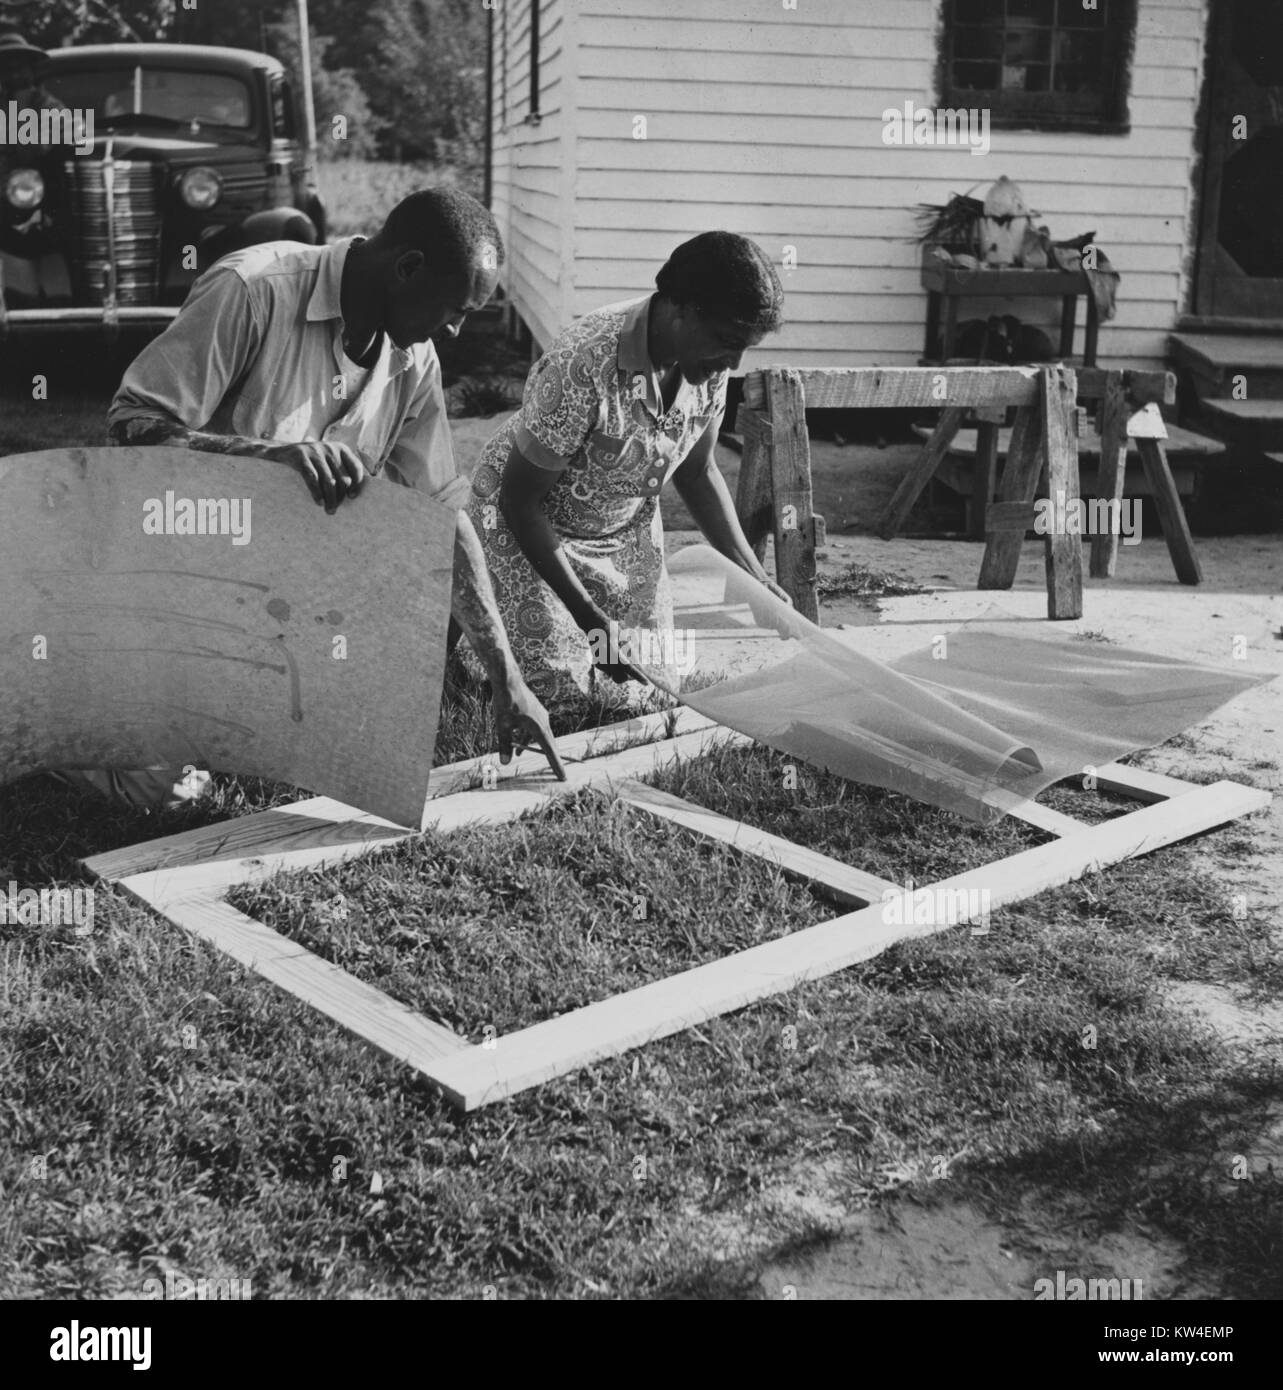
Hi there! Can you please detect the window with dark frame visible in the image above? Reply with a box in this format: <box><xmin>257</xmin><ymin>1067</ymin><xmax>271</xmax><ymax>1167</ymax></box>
<box><xmin>941</xmin><ymin>0</ymin><xmax>1136</xmax><ymax>133</ymax></box>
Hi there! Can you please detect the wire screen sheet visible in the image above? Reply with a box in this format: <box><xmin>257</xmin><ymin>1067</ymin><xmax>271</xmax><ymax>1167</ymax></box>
<box><xmin>646</xmin><ymin>547</ymin><xmax>1267</xmax><ymax>823</ymax></box>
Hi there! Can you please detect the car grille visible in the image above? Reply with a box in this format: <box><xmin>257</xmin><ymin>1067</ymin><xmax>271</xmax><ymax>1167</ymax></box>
<box><xmin>218</xmin><ymin>167</ymin><xmax>268</xmax><ymax>203</ymax></box>
<box><xmin>63</xmin><ymin>159</ymin><xmax>162</xmax><ymax>305</ymax></box>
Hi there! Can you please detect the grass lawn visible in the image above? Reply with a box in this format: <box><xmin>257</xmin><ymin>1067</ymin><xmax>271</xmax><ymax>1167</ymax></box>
<box><xmin>2</xmin><ymin>655</ymin><xmax>1278</xmax><ymax>1300</ymax></box>
<box><xmin>2</xmin><ymin>183</ymin><xmax>1279</xmax><ymax>1294</ymax></box>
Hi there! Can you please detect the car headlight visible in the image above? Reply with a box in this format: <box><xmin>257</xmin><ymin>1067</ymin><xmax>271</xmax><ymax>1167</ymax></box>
<box><xmin>179</xmin><ymin>166</ymin><xmax>222</xmax><ymax>210</ymax></box>
<box><xmin>5</xmin><ymin>169</ymin><xmax>45</xmax><ymax>211</ymax></box>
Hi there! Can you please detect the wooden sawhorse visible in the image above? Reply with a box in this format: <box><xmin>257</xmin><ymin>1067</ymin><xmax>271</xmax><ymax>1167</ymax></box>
<box><xmin>735</xmin><ymin>365</ymin><xmax>1202</xmax><ymax>624</ymax></box>
<box><xmin>737</xmin><ymin>364</ymin><xmax>1084</xmax><ymax>621</ymax></box>
<box><xmin>877</xmin><ymin>366</ymin><xmax>1201</xmax><ymax>585</ymax></box>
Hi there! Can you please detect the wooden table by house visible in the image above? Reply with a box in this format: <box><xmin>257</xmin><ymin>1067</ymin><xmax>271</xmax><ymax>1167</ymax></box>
<box><xmin>922</xmin><ymin>259</ymin><xmax>1100</xmax><ymax>366</ymax></box>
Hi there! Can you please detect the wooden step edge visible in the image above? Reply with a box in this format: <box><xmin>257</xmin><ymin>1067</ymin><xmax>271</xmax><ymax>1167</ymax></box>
<box><xmin>1176</xmin><ymin>315</ymin><xmax>1283</xmax><ymax>334</ymax></box>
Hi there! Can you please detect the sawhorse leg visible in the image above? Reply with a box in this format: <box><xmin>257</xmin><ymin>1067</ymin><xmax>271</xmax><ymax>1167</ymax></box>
<box><xmin>969</xmin><ymin>412</ymin><xmax>1003</xmax><ymax>540</ymax></box>
<box><xmin>879</xmin><ymin>406</ymin><xmax>967</xmax><ymax>538</ymax></box>
<box><xmin>978</xmin><ymin>401</ymin><xmax>1044</xmax><ymax>589</ymax></box>
<box><xmin>1137</xmin><ymin>435</ymin><xmax>1203</xmax><ymax>585</ymax></box>
<box><xmin>735</xmin><ymin>405</ymin><xmax>774</xmax><ymax>566</ymax></box>
<box><xmin>1042</xmin><ymin>366</ymin><xmax>1084</xmax><ymax>619</ymax></box>
<box><xmin>979</xmin><ymin>366</ymin><xmax>1083</xmax><ymax>619</ymax></box>
<box><xmin>1089</xmin><ymin>372</ymin><xmax>1128</xmax><ymax>578</ymax></box>
<box><xmin>765</xmin><ymin>368</ymin><xmax>819</xmax><ymax>621</ymax></box>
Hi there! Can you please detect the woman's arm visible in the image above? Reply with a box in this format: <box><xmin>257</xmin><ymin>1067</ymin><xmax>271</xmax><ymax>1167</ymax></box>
<box><xmin>498</xmin><ymin>445</ymin><xmax>598</xmax><ymax>629</ymax></box>
<box><xmin>498</xmin><ymin>444</ymin><xmax>646</xmax><ymax>683</ymax></box>
<box><xmin>672</xmin><ymin>414</ymin><xmax>793</xmax><ymax>603</ymax></box>
<box><xmin>451</xmin><ymin>510</ymin><xmax>565</xmax><ymax>778</ymax></box>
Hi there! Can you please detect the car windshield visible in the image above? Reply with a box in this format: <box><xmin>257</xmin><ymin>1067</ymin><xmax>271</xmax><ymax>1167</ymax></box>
<box><xmin>45</xmin><ymin>66</ymin><xmax>253</xmax><ymax>131</ymax></box>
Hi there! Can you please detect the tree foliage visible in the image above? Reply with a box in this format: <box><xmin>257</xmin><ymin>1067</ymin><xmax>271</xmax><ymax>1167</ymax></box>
<box><xmin>266</xmin><ymin>9</ymin><xmax>382</xmax><ymax>162</ymax></box>
<box><xmin>365</xmin><ymin>0</ymin><xmax>486</xmax><ymax>168</ymax></box>
<box><xmin>4</xmin><ymin>0</ymin><xmax>181</xmax><ymax>45</ymax></box>
<box><xmin>8</xmin><ymin>0</ymin><xmax>486</xmax><ymax>170</ymax></box>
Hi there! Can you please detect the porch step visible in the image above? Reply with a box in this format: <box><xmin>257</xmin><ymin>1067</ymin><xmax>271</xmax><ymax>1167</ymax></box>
<box><xmin>1169</xmin><ymin>332</ymin><xmax>1283</xmax><ymax>400</ymax></box>
<box><xmin>1198</xmin><ymin>397</ymin><xmax>1283</xmax><ymax>449</ymax></box>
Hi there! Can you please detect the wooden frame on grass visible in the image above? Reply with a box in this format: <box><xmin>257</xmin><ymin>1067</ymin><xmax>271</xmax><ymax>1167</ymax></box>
<box><xmin>84</xmin><ymin>711</ymin><xmax>1270</xmax><ymax>1112</ymax></box>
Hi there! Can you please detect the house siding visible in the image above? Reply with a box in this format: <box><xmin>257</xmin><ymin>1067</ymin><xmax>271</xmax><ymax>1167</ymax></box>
<box><xmin>491</xmin><ymin>0</ymin><xmax>573</xmax><ymax>352</ymax></box>
<box><xmin>496</xmin><ymin>0</ymin><xmax>1209</xmax><ymax>370</ymax></box>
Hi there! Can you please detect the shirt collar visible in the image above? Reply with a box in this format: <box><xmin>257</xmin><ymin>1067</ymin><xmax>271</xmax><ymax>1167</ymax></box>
<box><xmin>616</xmin><ymin>294</ymin><xmax>669</xmax><ymax>418</ymax></box>
<box><xmin>308</xmin><ymin>236</ymin><xmax>416</xmax><ymax>376</ymax></box>
<box><xmin>617</xmin><ymin>294</ymin><xmax>654</xmax><ymax>375</ymax></box>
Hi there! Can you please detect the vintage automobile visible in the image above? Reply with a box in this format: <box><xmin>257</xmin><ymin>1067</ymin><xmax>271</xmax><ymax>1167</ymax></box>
<box><xmin>0</xmin><ymin>43</ymin><xmax>325</xmax><ymax>337</ymax></box>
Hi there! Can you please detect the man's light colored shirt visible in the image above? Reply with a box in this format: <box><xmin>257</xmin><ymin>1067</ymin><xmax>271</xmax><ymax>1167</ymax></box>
<box><xmin>108</xmin><ymin>236</ymin><xmax>469</xmax><ymax>508</ymax></box>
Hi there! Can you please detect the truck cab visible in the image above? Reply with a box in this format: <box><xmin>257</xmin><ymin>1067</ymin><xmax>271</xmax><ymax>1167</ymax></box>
<box><xmin>1</xmin><ymin>43</ymin><xmax>324</xmax><ymax>338</ymax></box>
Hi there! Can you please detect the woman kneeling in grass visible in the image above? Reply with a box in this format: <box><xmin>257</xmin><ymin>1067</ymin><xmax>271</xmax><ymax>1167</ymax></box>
<box><xmin>464</xmin><ymin>231</ymin><xmax>790</xmax><ymax>716</ymax></box>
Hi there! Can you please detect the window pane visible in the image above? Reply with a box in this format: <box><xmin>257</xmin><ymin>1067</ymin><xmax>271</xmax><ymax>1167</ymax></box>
<box><xmin>955</xmin><ymin>27</ymin><xmax>1005</xmax><ymax>60</ymax></box>
<box><xmin>1008</xmin><ymin>0</ymin><xmax>1056</xmax><ymax>22</ymax></box>
<box><xmin>944</xmin><ymin>0</ymin><xmax>1128</xmax><ymax>126</ymax></box>
<box><xmin>954</xmin><ymin>0</ymin><xmax>1005</xmax><ymax>25</ymax></box>
<box><xmin>271</xmin><ymin>76</ymin><xmax>285</xmax><ymax>136</ymax></box>
<box><xmin>1053</xmin><ymin>64</ymin><xmax>1094</xmax><ymax>92</ymax></box>
<box><xmin>1003</xmin><ymin>62</ymin><xmax>1051</xmax><ymax>91</ymax></box>
<box><xmin>954</xmin><ymin>60</ymin><xmax>1003</xmax><ymax>89</ymax></box>
<box><xmin>1006</xmin><ymin>28</ymin><xmax>1052</xmax><ymax>62</ymax></box>
<box><xmin>47</xmin><ymin>66</ymin><xmax>252</xmax><ymax>128</ymax></box>
<box><xmin>1058</xmin><ymin>0</ymin><xmax>1108</xmax><ymax>27</ymax></box>
<box><xmin>1055</xmin><ymin>31</ymin><xmax>1104</xmax><ymax>65</ymax></box>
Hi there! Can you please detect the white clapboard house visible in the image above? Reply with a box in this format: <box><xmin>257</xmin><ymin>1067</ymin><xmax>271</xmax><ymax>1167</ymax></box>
<box><xmin>485</xmin><ymin>0</ymin><xmax>1282</xmax><ymax>449</ymax></box>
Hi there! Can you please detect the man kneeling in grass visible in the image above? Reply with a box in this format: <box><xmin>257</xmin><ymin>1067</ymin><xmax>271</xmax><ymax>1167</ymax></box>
<box><xmin>65</xmin><ymin>188</ymin><xmax>564</xmax><ymax>809</ymax></box>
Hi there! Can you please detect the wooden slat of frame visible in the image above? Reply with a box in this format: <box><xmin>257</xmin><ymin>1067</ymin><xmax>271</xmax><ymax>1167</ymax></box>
<box><xmin>1006</xmin><ymin>800</ymin><xmax>1087</xmax><ymax>837</ymax></box>
<box><xmin>87</xmin><ymin>708</ymin><xmax>722</xmax><ymax>885</ymax></box>
<box><xmin>674</xmin><ymin>627</ymin><xmax>782</xmax><ymax>641</ymax></box>
<box><xmin>428</xmin><ymin>780</ymin><xmax>1271</xmax><ymax>1109</ymax></box>
<box><xmin>112</xmin><ymin>792</ymin><xmax>552</xmax><ymax>906</ymax></box>
<box><xmin>92</xmin><ymin>725</ymin><xmax>751</xmax><ymax>904</ymax></box>
<box><xmin>426</xmin><ymin>705</ymin><xmax>719</xmax><ymax>797</ymax></box>
<box><xmin>743</xmin><ymin>366</ymin><xmax>1042</xmax><ymax>411</ymax></box>
<box><xmin>144</xmin><ymin>891</ymin><xmax>470</xmax><ymax>1105</ymax></box>
<box><xmin>86</xmin><ymin>796</ymin><xmax>411</xmax><ymax>885</ymax></box>
<box><xmin>1090</xmin><ymin>761</ymin><xmax>1201</xmax><ymax>803</ymax></box>
<box><xmin>611</xmin><ymin>778</ymin><xmax>898</xmax><ymax>907</ymax></box>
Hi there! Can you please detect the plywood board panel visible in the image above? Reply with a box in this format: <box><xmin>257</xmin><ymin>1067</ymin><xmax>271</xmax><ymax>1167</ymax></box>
<box><xmin>0</xmin><ymin>447</ymin><xmax>456</xmax><ymax>828</ymax></box>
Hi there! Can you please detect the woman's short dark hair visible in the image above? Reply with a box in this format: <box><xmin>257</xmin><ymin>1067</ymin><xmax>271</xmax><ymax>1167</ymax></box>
<box><xmin>655</xmin><ymin>231</ymin><xmax>784</xmax><ymax>339</ymax></box>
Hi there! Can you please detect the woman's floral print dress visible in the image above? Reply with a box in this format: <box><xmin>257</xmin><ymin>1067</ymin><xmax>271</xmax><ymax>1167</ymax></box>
<box><xmin>465</xmin><ymin>295</ymin><xmax>727</xmax><ymax>712</ymax></box>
